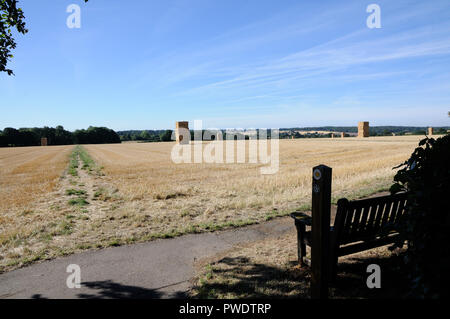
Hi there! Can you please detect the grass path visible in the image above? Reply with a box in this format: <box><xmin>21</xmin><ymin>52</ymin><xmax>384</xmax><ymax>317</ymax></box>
<box><xmin>0</xmin><ymin>146</ymin><xmax>120</xmax><ymax>273</ymax></box>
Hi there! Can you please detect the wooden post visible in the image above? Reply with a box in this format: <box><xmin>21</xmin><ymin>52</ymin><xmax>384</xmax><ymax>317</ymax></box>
<box><xmin>311</xmin><ymin>165</ymin><xmax>332</xmax><ymax>299</ymax></box>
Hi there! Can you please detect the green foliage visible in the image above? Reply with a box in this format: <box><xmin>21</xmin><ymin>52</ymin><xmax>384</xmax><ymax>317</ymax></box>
<box><xmin>66</xmin><ymin>189</ymin><xmax>86</xmax><ymax>196</ymax></box>
<box><xmin>1</xmin><ymin>0</ymin><xmax>88</xmax><ymax>75</ymax></box>
<box><xmin>120</xmin><ymin>129</ymin><xmax>172</xmax><ymax>143</ymax></box>
<box><xmin>68</xmin><ymin>148</ymin><xmax>79</xmax><ymax>176</ymax></box>
<box><xmin>69</xmin><ymin>145</ymin><xmax>102</xmax><ymax>176</ymax></box>
<box><xmin>0</xmin><ymin>125</ymin><xmax>121</xmax><ymax>147</ymax></box>
<box><xmin>279</xmin><ymin>126</ymin><xmax>450</xmax><ymax>138</ymax></box>
<box><xmin>140</xmin><ymin>130</ymin><xmax>151</xmax><ymax>140</ymax></box>
<box><xmin>0</xmin><ymin>0</ymin><xmax>28</xmax><ymax>75</ymax></box>
<box><xmin>160</xmin><ymin>129</ymin><xmax>173</xmax><ymax>142</ymax></box>
<box><xmin>73</xmin><ymin>126</ymin><xmax>121</xmax><ymax>144</ymax></box>
<box><xmin>68</xmin><ymin>197</ymin><xmax>89</xmax><ymax>207</ymax></box>
<box><xmin>78</xmin><ymin>146</ymin><xmax>94</xmax><ymax>168</ymax></box>
<box><xmin>390</xmin><ymin>134</ymin><xmax>450</xmax><ymax>298</ymax></box>
<box><xmin>118</xmin><ymin>130</ymin><xmax>164</xmax><ymax>142</ymax></box>
<box><xmin>117</xmin><ymin>126</ymin><xmax>450</xmax><ymax>141</ymax></box>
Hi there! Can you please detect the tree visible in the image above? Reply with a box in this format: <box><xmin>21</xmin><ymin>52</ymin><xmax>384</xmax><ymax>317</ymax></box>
<box><xmin>160</xmin><ymin>130</ymin><xmax>173</xmax><ymax>142</ymax></box>
<box><xmin>73</xmin><ymin>126</ymin><xmax>121</xmax><ymax>144</ymax></box>
<box><xmin>0</xmin><ymin>125</ymin><xmax>121</xmax><ymax>147</ymax></box>
<box><xmin>390</xmin><ymin>134</ymin><xmax>450</xmax><ymax>298</ymax></box>
<box><xmin>0</xmin><ymin>0</ymin><xmax>27</xmax><ymax>75</ymax></box>
<box><xmin>0</xmin><ymin>0</ymin><xmax>87</xmax><ymax>75</ymax></box>
<box><xmin>2</xmin><ymin>127</ymin><xmax>20</xmax><ymax>145</ymax></box>
<box><xmin>54</xmin><ymin>125</ymin><xmax>73</xmax><ymax>145</ymax></box>
<box><xmin>140</xmin><ymin>130</ymin><xmax>151</xmax><ymax>140</ymax></box>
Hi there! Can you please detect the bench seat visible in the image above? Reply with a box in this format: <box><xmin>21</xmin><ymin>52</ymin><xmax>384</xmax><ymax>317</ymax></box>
<box><xmin>290</xmin><ymin>192</ymin><xmax>408</xmax><ymax>279</ymax></box>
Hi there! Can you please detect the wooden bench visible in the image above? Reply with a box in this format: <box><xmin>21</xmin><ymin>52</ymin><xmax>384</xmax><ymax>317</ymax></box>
<box><xmin>290</xmin><ymin>192</ymin><xmax>409</xmax><ymax>280</ymax></box>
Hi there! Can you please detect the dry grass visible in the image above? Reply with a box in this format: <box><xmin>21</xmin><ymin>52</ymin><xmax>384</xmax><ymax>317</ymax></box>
<box><xmin>0</xmin><ymin>145</ymin><xmax>73</xmax><ymax>211</ymax></box>
<box><xmin>0</xmin><ymin>136</ymin><xmax>424</xmax><ymax>272</ymax></box>
<box><xmin>190</xmin><ymin>230</ymin><xmax>408</xmax><ymax>298</ymax></box>
<box><xmin>83</xmin><ymin>136</ymin><xmax>422</xmax><ymax>238</ymax></box>
<box><xmin>0</xmin><ymin>146</ymin><xmax>74</xmax><ymax>269</ymax></box>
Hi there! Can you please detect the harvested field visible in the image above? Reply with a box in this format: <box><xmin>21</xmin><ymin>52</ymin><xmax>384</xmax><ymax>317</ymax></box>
<box><xmin>82</xmin><ymin>136</ymin><xmax>422</xmax><ymax>243</ymax></box>
<box><xmin>0</xmin><ymin>145</ymin><xmax>73</xmax><ymax>270</ymax></box>
<box><xmin>0</xmin><ymin>145</ymin><xmax>73</xmax><ymax>212</ymax></box>
<box><xmin>0</xmin><ymin>136</ymin><xmax>424</xmax><ymax>272</ymax></box>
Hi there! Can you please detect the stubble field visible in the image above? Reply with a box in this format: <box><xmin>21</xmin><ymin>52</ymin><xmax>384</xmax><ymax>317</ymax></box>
<box><xmin>0</xmin><ymin>136</ymin><xmax>423</xmax><ymax>272</ymax></box>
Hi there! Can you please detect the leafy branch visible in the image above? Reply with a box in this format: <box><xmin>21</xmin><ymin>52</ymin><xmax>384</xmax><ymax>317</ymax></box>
<box><xmin>0</xmin><ymin>0</ymin><xmax>88</xmax><ymax>76</ymax></box>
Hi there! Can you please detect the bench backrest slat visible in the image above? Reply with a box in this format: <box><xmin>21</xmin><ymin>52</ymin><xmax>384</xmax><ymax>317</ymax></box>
<box><xmin>364</xmin><ymin>203</ymin><xmax>379</xmax><ymax>235</ymax></box>
<box><xmin>335</xmin><ymin>193</ymin><xmax>408</xmax><ymax>243</ymax></box>
<box><xmin>380</xmin><ymin>200</ymin><xmax>393</xmax><ymax>229</ymax></box>
<box><xmin>372</xmin><ymin>201</ymin><xmax>386</xmax><ymax>234</ymax></box>
<box><xmin>358</xmin><ymin>205</ymin><xmax>371</xmax><ymax>234</ymax></box>
<box><xmin>395</xmin><ymin>198</ymin><xmax>408</xmax><ymax>224</ymax></box>
<box><xmin>349</xmin><ymin>206</ymin><xmax>363</xmax><ymax>238</ymax></box>
<box><xmin>389</xmin><ymin>199</ymin><xmax>401</xmax><ymax>225</ymax></box>
<box><xmin>339</xmin><ymin>203</ymin><xmax>354</xmax><ymax>242</ymax></box>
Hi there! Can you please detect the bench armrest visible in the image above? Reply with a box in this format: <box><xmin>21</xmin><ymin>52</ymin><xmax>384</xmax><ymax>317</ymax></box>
<box><xmin>290</xmin><ymin>212</ymin><xmax>312</xmax><ymax>226</ymax></box>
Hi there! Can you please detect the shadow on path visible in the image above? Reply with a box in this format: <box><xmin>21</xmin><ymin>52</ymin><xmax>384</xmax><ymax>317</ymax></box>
<box><xmin>30</xmin><ymin>280</ymin><xmax>187</xmax><ymax>299</ymax></box>
<box><xmin>76</xmin><ymin>280</ymin><xmax>188</xmax><ymax>299</ymax></box>
<box><xmin>192</xmin><ymin>252</ymin><xmax>408</xmax><ymax>298</ymax></box>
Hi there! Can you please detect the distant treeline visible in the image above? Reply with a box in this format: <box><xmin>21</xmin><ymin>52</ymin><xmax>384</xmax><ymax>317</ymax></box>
<box><xmin>118</xmin><ymin>129</ymin><xmax>281</xmax><ymax>142</ymax></box>
<box><xmin>4</xmin><ymin>125</ymin><xmax>447</xmax><ymax>147</ymax></box>
<box><xmin>118</xmin><ymin>126</ymin><xmax>450</xmax><ymax>142</ymax></box>
<box><xmin>118</xmin><ymin>130</ymin><xmax>173</xmax><ymax>142</ymax></box>
<box><xmin>0</xmin><ymin>126</ymin><xmax>121</xmax><ymax>147</ymax></box>
<box><xmin>282</xmin><ymin>126</ymin><xmax>450</xmax><ymax>137</ymax></box>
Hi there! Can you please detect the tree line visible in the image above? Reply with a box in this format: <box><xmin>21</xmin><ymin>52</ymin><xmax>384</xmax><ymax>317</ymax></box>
<box><xmin>118</xmin><ymin>126</ymin><xmax>450</xmax><ymax>142</ymax></box>
<box><xmin>0</xmin><ymin>126</ymin><xmax>121</xmax><ymax>147</ymax></box>
<box><xmin>118</xmin><ymin>129</ymin><xmax>281</xmax><ymax>142</ymax></box>
<box><xmin>118</xmin><ymin>130</ymin><xmax>173</xmax><ymax>142</ymax></box>
<box><xmin>282</xmin><ymin>126</ymin><xmax>450</xmax><ymax>136</ymax></box>
<box><xmin>5</xmin><ymin>125</ymin><xmax>447</xmax><ymax>147</ymax></box>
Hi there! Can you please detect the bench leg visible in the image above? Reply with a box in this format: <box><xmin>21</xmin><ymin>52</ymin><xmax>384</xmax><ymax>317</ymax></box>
<box><xmin>296</xmin><ymin>222</ymin><xmax>307</xmax><ymax>267</ymax></box>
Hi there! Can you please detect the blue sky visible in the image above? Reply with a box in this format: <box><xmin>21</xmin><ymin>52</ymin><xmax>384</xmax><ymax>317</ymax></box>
<box><xmin>1</xmin><ymin>0</ymin><xmax>450</xmax><ymax>131</ymax></box>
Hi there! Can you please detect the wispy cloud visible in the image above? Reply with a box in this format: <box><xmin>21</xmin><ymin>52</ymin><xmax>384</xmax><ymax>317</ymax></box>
<box><xmin>3</xmin><ymin>0</ymin><xmax>450</xmax><ymax>129</ymax></box>
<box><xmin>177</xmin><ymin>24</ymin><xmax>450</xmax><ymax>96</ymax></box>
